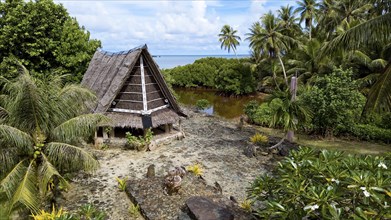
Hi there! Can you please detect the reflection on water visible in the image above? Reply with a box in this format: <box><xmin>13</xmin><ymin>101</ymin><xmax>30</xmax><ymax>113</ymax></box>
<box><xmin>174</xmin><ymin>88</ymin><xmax>266</xmax><ymax>119</ymax></box>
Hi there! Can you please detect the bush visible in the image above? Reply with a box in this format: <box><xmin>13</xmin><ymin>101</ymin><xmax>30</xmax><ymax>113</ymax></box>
<box><xmin>195</xmin><ymin>99</ymin><xmax>211</xmax><ymax>110</ymax></box>
<box><xmin>125</xmin><ymin>128</ymin><xmax>153</xmax><ymax>151</ymax></box>
<box><xmin>214</xmin><ymin>62</ymin><xmax>257</xmax><ymax>95</ymax></box>
<box><xmin>248</xmin><ymin>147</ymin><xmax>391</xmax><ymax>219</ymax></box>
<box><xmin>348</xmin><ymin>124</ymin><xmax>391</xmax><ymax>143</ymax></box>
<box><xmin>244</xmin><ymin>99</ymin><xmax>283</xmax><ymax>127</ymax></box>
<box><xmin>301</xmin><ymin>68</ymin><xmax>366</xmax><ymax>136</ymax></box>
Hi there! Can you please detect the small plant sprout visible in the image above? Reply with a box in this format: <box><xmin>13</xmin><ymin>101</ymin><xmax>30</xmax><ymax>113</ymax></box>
<box><xmin>186</xmin><ymin>163</ymin><xmax>203</xmax><ymax>176</ymax></box>
<box><xmin>250</xmin><ymin>133</ymin><xmax>268</xmax><ymax>146</ymax></box>
<box><xmin>115</xmin><ymin>177</ymin><xmax>128</xmax><ymax>191</ymax></box>
<box><xmin>304</xmin><ymin>204</ymin><xmax>319</xmax><ymax>211</ymax></box>
<box><xmin>239</xmin><ymin>199</ymin><xmax>253</xmax><ymax>212</ymax></box>
<box><xmin>129</xmin><ymin>203</ymin><xmax>141</xmax><ymax>217</ymax></box>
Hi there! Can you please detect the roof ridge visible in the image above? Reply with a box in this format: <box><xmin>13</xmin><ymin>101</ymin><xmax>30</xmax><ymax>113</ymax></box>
<box><xmin>99</xmin><ymin>44</ymin><xmax>147</xmax><ymax>56</ymax></box>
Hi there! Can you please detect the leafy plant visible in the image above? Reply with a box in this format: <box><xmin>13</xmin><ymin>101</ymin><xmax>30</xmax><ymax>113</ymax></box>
<box><xmin>248</xmin><ymin>147</ymin><xmax>391</xmax><ymax>219</ymax></box>
<box><xmin>78</xmin><ymin>204</ymin><xmax>106</xmax><ymax>220</ymax></box>
<box><xmin>125</xmin><ymin>128</ymin><xmax>153</xmax><ymax>151</ymax></box>
<box><xmin>99</xmin><ymin>143</ymin><xmax>109</xmax><ymax>150</ymax></box>
<box><xmin>186</xmin><ymin>164</ymin><xmax>203</xmax><ymax>176</ymax></box>
<box><xmin>115</xmin><ymin>177</ymin><xmax>128</xmax><ymax>191</ymax></box>
<box><xmin>195</xmin><ymin>99</ymin><xmax>211</xmax><ymax>110</ymax></box>
<box><xmin>128</xmin><ymin>203</ymin><xmax>140</xmax><ymax>217</ymax></box>
<box><xmin>250</xmin><ymin>133</ymin><xmax>269</xmax><ymax>146</ymax></box>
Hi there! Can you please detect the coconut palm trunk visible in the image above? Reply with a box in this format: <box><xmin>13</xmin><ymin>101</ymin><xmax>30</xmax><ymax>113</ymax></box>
<box><xmin>278</xmin><ymin>55</ymin><xmax>289</xmax><ymax>86</ymax></box>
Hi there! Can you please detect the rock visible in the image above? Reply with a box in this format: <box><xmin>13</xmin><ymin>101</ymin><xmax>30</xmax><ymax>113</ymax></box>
<box><xmin>186</xmin><ymin>196</ymin><xmax>234</xmax><ymax>220</ymax></box>
<box><xmin>244</xmin><ymin>145</ymin><xmax>256</xmax><ymax>158</ymax></box>
<box><xmin>146</xmin><ymin>164</ymin><xmax>155</xmax><ymax>178</ymax></box>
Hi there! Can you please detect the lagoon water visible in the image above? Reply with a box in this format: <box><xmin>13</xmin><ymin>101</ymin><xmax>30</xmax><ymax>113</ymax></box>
<box><xmin>154</xmin><ymin>54</ymin><xmax>249</xmax><ymax>69</ymax></box>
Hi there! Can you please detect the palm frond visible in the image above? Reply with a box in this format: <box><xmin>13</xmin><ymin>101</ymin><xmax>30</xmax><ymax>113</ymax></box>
<box><xmin>321</xmin><ymin>13</ymin><xmax>391</xmax><ymax>57</ymax></box>
<box><xmin>58</xmin><ymin>84</ymin><xmax>97</xmax><ymax>113</ymax></box>
<box><xmin>0</xmin><ymin>106</ymin><xmax>8</xmax><ymax>119</ymax></box>
<box><xmin>0</xmin><ymin>125</ymin><xmax>33</xmax><ymax>153</ymax></box>
<box><xmin>10</xmin><ymin>160</ymin><xmax>39</xmax><ymax>214</ymax></box>
<box><xmin>0</xmin><ymin>148</ymin><xmax>21</xmax><ymax>179</ymax></box>
<box><xmin>50</xmin><ymin>114</ymin><xmax>108</xmax><ymax>143</ymax></box>
<box><xmin>39</xmin><ymin>153</ymin><xmax>69</xmax><ymax>196</ymax></box>
<box><xmin>0</xmin><ymin>160</ymin><xmax>28</xmax><ymax>200</ymax></box>
<box><xmin>364</xmin><ymin>63</ymin><xmax>391</xmax><ymax>113</ymax></box>
<box><xmin>45</xmin><ymin>142</ymin><xmax>99</xmax><ymax>173</ymax></box>
<box><xmin>370</xmin><ymin>59</ymin><xmax>387</xmax><ymax>70</ymax></box>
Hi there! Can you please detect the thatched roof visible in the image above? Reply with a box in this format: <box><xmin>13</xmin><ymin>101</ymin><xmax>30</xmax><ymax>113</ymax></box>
<box><xmin>82</xmin><ymin>45</ymin><xmax>184</xmax><ymax>129</ymax></box>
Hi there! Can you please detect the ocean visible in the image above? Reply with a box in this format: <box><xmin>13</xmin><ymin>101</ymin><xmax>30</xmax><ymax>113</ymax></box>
<box><xmin>153</xmin><ymin>54</ymin><xmax>250</xmax><ymax>69</ymax></box>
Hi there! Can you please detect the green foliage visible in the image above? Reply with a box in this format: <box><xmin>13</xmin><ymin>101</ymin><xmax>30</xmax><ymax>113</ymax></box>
<box><xmin>125</xmin><ymin>128</ymin><xmax>153</xmax><ymax>151</ymax></box>
<box><xmin>245</xmin><ymin>99</ymin><xmax>284</xmax><ymax>127</ymax></box>
<box><xmin>195</xmin><ymin>99</ymin><xmax>211</xmax><ymax>110</ymax></box>
<box><xmin>0</xmin><ymin>69</ymin><xmax>104</xmax><ymax>215</ymax></box>
<box><xmin>163</xmin><ymin>57</ymin><xmax>256</xmax><ymax>95</ymax></box>
<box><xmin>0</xmin><ymin>0</ymin><xmax>101</xmax><ymax>82</ymax></box>
<box><xmin>214</xmin><ymin>62</ymin><xmax>257</xmax><ymax>95</ymax></box>
<box><xmin>250</xmin><ymin>133</ymin><xmax>268</xmax><ymax>146</ymax></box>
<box><xmin>128</xmin><ymin>203</ymin><xmax>140</xmax><ymax>217</ymax></box>
<box><xmin>115</xmin><ymin>177</ymin><xmax>128</xmax><ymax>192</ymax></box>
<box><xmin>301</xmin><ymin>68</ymin><xmax>366</xmax><ymax>136</ymax></box>
<box><xmin>248</xmin><ymin>147</ymin><xmax>391</xmax><ymax>219</ymax></box>
<box><xmin>347</xmin><ymin>124</ymin><xmax>391</xmax><ymax>144</ymax></box>
<box><xmin>77</xmin><ymin>204</ymin><xmax>106</xmax><ymax>220</ymax></box>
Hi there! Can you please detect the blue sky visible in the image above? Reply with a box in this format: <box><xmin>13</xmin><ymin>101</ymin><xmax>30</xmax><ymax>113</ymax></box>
<box><xmin>54</xmin><ymin>0</ymin><xmax>296</xmax><ymax>55</ymax></box>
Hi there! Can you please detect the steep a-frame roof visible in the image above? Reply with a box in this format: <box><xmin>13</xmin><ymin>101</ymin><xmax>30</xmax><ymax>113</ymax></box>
<box><xmin>81</xmin><ymin>45</ymin><xmax>183</xmax><ymax>129</ymax></box>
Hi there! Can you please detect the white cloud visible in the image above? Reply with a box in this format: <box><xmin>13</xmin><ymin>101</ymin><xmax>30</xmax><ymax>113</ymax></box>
<box><xmin>55</xmin><ymin>0</ymin><xmax>295</xmax><ymax>54</ymax></box>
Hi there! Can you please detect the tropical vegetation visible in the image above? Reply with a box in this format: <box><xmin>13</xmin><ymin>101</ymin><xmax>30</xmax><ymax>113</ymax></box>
<box><xmin>248</xmin><ymin>147</ymin><xmax>391</xmax><ymax>219</ymax></box>
<box><xmin>0</xmin><ymin>66</ymin><xmax>105</xmax><ymax>217</ymax></box>
<box><xmin>0</xmin><ymin>0</ymin><xmax>100</xmax><ymax>82</ymax></box>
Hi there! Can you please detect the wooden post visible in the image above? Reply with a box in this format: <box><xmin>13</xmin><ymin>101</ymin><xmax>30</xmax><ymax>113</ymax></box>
<box><xmin>109</xmin><ymin>127</ymin><xmax>115</xmax><ymax>138</ymax></box>
<box><xmin>103</xmin><ymin>128</ymin><xmax>108</xmax><ymax>139</ymax></box>
<box><xmin>164</xmin><ymin>124</ymin><xmax>170</xmax><ymax>134</ymax></box>
<box><xmin>287</xmin><ymin>76</ymin><xmax>297</xmax><ymax>142</ymax></box>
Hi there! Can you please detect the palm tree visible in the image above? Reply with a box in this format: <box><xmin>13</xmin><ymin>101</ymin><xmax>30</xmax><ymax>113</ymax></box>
<box><xmin>277</xmin><ymin>5</ymin><xmax>301</xmax><ymax>38</ymax></box>
<box><xmin>321</xmin><ymin>13</ymin><xmax>391</xmax><ymax>113</ymax></box>
<box><xmin>0</xmin><ymin>66</ymin><xmax>106</xmax><ymax>216</ymax></box>
<box><xmin>295</xmin><ymin>0</ymin><xmax>320</xmax><ymax>40</ymax></box>
<box><xmin>218</xmin><ymin>25</ymin><xmax>241</xmax><ymax>59</ymax></box>
<box><xmin>246</xmin><ymin>12</ymin><xmax>296</xmax><ymax>87</ymax></box>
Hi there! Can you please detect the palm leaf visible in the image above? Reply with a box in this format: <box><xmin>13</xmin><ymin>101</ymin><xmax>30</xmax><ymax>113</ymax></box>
<box><xmin>0</xmin><ymin>148</ymin><xmax>21</xmax><ymax>179</ymax></box>
<box><xmin>10</xmin><ymin>160</ymin><xmax>39</xmax><ymax>214</ymax></box>
<box><xmin>39</xmin><ymin>153</ymin><xmax>69</xmax><ymax>196</ymax></box>
<box><xmin>0</xmin><ymin>106</ymin><xmax>8</xmax><ymax>119</ymax></box>
<box><xmin>45</xmin><ymin>142</ymin><xmax>99</xmax><ymax>173</ymax></box>
<box><xmin>321</xmin><ymin>13</ymin><xmax>391</xmax><ymax>56</ymax></box>
<box><xmin>0</xmin><ymin>160</ymin><xmax>28</xmax><ymax>200</ymax></box>
<box><xmin>0</xmin><ymin>125</ymin><xmax>33</xmax><ymax>153</ymax></box>
<box><xmin>364</xmin><ymin>63</ymin><xmax>391</xmax><ymax>113</ymax></box>
<box><xmin>50</xmin><ymin>114</ymin><xmax>107</xmax><ymax>143</ymax></box>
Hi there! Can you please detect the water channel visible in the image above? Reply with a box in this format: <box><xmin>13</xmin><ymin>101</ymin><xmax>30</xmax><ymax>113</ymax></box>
<box><xmin>174</xmin><ymin>88</ymin><xmax>266</xmax><ymax>119</ymax></box>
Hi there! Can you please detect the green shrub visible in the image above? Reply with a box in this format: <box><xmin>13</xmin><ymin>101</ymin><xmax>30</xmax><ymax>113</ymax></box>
<box><xmin>244</xmin><ymin>101</ymin><xmax>259</xmax><ymax>123</ymax></box>
<box><xmin>244</xmin><ymin>99</ymin><xmax>283</xmax><ymax>127</ymax></box>
<box><xmin>214</xmin><ymin>62</ymin><xmax>257</xmax><ymax>95</ymax></box>
<box><xmin>195</xmin><ymin>99</ymin><xmax>211</xmax><ymax>110</ymax></box>
<box><xmin>301</xmin><ymin>68</ymin><xmax>366</xmax><ymax>136</ymax></box>
<box><xmin>125</xmin><ymin>128</ymin><xmax>153</xmax><ymax>151</ymax></box>
<box><xmin>380</xmin><ymin>112</ymin><xmax>391</xmax><ymax>129</ymax></box>
<box><xmin>348</xmin><ymin>124</ymin><xmax>391</xmax><ymax>143</ymax></box>
<box><xmin>248</xmin><ymin>147</ymin><xmax>391</xmax><ymax>219</ymax></box>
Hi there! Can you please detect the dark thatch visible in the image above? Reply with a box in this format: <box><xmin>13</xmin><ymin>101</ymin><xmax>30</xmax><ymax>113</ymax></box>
<box><xmin>82</xmin><ymin>45</ymin><xmax>184</xmax><ymax>129</ymax></box>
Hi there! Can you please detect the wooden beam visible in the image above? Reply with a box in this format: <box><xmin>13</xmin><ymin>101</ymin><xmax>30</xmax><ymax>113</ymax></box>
<box><xmin>140</xmin><ymin>56</ymin><xmax>148</xmax><ymax>111</ymax></box>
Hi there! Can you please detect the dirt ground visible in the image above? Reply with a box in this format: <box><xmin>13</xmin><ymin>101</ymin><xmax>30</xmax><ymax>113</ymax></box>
<box><xmin>60</xmin><ymin>110</ymin><xmax>277</xmax><ymax>219</ymax></box>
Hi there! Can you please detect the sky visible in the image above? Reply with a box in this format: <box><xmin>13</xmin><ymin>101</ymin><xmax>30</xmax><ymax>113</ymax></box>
<box><xmin>54</xmin><ymin>0</ymin><xmax>296</xmax><ymax>55</ymax></box>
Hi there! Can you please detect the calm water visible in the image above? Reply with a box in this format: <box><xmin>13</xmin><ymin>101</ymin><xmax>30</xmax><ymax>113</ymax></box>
<box><xmin>154</xmin><ymin>54</ymin><xmax>249</xmax><ymax>69</ymax></box>
<box><xmin>174</xmin><ymin>88</ymin><xmax>266</xmax><ymax>119</ymax></box>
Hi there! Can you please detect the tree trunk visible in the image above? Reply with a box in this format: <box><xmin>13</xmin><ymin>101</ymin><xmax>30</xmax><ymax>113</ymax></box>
<box><xmin>278</xmin><ymin>55</ymin><xmax>288</xmax><ymax>86</ymax></box>
<box><xmin>287</xmin><ymin>76</ymin><xmax>298</xmax><ymax>142</ymax></box>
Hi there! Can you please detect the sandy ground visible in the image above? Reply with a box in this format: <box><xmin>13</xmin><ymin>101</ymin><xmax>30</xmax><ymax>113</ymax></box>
<box><xmin>61</xmin><ymin>111</ymin><xmax>272</xmax><ymax>219</ymax></box>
